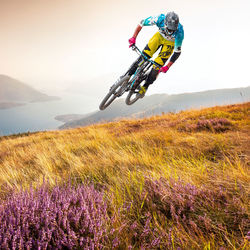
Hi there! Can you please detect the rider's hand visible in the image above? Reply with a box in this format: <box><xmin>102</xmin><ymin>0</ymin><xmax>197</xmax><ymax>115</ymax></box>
<box><xmin>129</xmin><ymin>37</ymin><xmax>136</xmax><ymax>48</ymax></box>
<box><xmin>159</xmin><ymin>66</ymin><xmax>169</xmax><ymax>73</ymax></box>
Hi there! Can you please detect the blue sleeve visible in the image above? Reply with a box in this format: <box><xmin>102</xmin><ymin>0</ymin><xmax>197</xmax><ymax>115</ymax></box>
<box><xmin>156</xmin><ymin>14</ymin><xmax>165</xmax><ymax>28</ymax></box>
<box><xmin>175</xmin><ymin>24</ymin><xmax>184</xmax><ymax>51</ymax></box>
<box><xmin>140</xmin><ymin>16</ymin><xmax>158</xmax><ymax>26</ymax></box>
<box><xmin>140</xmin><ymin>14</ymin><xmax>165</xmax><ymax>27</ymax></box>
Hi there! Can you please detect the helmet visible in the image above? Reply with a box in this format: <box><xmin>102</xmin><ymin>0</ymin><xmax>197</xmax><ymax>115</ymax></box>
<box><xmin>165</xmin><ymin>12</ymin><xmax>179</xmax><ymax>35</ymax></box>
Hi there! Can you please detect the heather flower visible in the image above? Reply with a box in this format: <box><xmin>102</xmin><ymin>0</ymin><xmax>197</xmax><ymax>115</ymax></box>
<box><xmin>112</xmin><ymin>237</ymin><xmax>119</xmax><ymax>248</ymax></box>
<box><xmin>141</xmin><ymin>177</ymin><xmax>248</xmax><ymax>240</ymax></box>
<box><xmin>179</xmin><ymin>117</ymin><xmax>233</xmax><ymax>132</ymax></box>
<box><xmin>0</xmin><ymin>181</ymin><xmax>111</xmax><ymax>249</ymax></box>
<box><xmin>246</xmin><ymin>231</ymin><xmax>250</xmax><ymax>241</ymax></box>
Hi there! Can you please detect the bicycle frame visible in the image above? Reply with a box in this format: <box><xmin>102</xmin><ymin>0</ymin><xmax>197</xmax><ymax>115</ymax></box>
<box><xmin>100</xmin><ymin>45</ymin><xmax>160</xmax><ymax>110</ymax></box>
<box><xmin>128</xmin><ymin>45</ymin><xmax>159</xmax><ymax>90</ymax></box>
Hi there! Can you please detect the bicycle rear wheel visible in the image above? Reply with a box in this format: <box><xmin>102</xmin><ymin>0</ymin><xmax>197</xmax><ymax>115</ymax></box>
<box><xmin>99</xmin><ymin>75</ymin><xmax>130</xmax><ymax>110</ymax></box>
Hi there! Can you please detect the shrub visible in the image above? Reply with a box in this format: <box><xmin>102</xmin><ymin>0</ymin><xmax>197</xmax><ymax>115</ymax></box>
<box><xmin>196</xmin><ymin>118</ymin><xmax>232</xmax><ymax>132</ymax></box>
<box><xmin>179</xmin><ymin>118</ymin><xmax>233</xmax><ymax>132</ymax></box>
<box><xmin>142</xmin><ymin>177</ymin><xmax>248</xmax><ymax>241</ymax></box>
<box><xmin>0</xmin><ymin>181</ymin><xmax>110</xmax><ymax>249</ymax></box>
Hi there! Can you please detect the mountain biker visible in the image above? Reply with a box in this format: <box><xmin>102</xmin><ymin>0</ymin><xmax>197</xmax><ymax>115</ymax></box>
<box><xmin>128</xmin><ymin>12</ymin><xmax>184</xmax><ymax>97</ymax></box>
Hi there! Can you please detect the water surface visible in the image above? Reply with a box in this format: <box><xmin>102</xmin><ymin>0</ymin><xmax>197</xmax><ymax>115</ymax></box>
<box><xmin>0</xmin><ymin>94</ymin><xmax>99</xmax><ymax>136</ymax></box>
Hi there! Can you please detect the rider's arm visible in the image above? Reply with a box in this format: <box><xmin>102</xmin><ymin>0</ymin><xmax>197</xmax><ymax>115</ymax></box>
<box><xmin>131</xmin><ymin>25</ymin><xmax>142</xmax><ymax>39</ymax></box>
<box><xmin>160</xmin><ymin>51</ymin><xmax>180</xmax><ymax>72</ymax></box>
<box><xmin>140</xmin><ymin>14</ymin><xmax>164</xmax><ymax>27</ymax></box>
<box><xmin>164</xmin><ymin>24</ymin><xmax>184</xmax><ymax>69</ymax></box>
<box><xmin>130</xmin><ymin>15</ymin><xmax>161</xmax><ymax>42</ymax></box>
<box><xmin>163</xmin><ymin>50</ymin><xmax>181</xmax><ymax>70</ymax></box>
<box><xmin>131</xmin><ymin>14</ymin><xmax>159</xmax><ymax>38</ymax></box>
<box><xmin>168</xmin><ymin>51</ymin><xmax>181</xmax><ymax>65</ymax></box>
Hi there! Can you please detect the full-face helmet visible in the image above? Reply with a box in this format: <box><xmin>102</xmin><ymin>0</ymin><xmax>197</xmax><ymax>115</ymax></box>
<box><xmin>165</xmin><ymin>12</ymin><xmax>179</xmax><ymax>35</ymax></box>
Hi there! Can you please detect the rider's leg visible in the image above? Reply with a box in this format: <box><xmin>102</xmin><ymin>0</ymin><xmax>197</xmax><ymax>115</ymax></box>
<box><xmin>139</xmin><ymin>65</ymin><xmax>161</xmax><ymax>96</ymax></box>
<box><xmin>143</xmin><ymin>65</ymin><xmax>161</xmax><ymax>89</ymax></box>
<box><xmin>143</xmin><ymin>32</ymin><xmax>163</xmax><ymax>59</ymax></box>
<box><xmin>132</xmin><ymin>32</ymin><xmax>162</xmax><ymax>77</ymax></box>
<box><xmin>128</xmin><ymin>55</ymin><xmax>148</xmax><ymax>76</ymax></box>
<box><xmin>138</xmin><ymin>33</ymin><xmax>163</xmax><ymax>96</ymax></box>
<box><xmin>142</xmin><ymin>41</ymin><xmax>175</xmax><ymax>90</ymax></box>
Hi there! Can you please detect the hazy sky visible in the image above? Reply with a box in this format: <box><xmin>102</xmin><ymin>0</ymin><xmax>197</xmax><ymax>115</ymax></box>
<box><xmin>1</xmin><ymin>0</ymin><xmax>250</xmax><ymax>96</ymax></box>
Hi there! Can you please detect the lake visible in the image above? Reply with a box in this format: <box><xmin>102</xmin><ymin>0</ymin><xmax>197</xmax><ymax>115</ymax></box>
<box><xmin>0</xmin><ymin>93</ymin><xmax>100</xmax><ymax>136</ymax></box>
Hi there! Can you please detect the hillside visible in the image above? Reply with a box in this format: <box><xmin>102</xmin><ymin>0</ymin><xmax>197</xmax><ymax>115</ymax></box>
<box><xmin>0</xmin><ymin>103</ymin><xmax>249</xmax><ymax>249</ymax></box>
<box><xmin>59</xmin><ymin>86</ymin><xmax>250</xmax><ymax>129</ymax></box>
<box><xmin>0</xmin><ymin>74</ymin><xmax>59</xmax><ymax>109</ymax></box>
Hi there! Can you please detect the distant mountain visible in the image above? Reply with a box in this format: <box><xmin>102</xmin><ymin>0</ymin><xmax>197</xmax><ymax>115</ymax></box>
<box><xmin>55</xmin><ymin>112</ymin><xmax>97</xmax><ymax>123</ymax></box>
<box><xmin>59</xmin><ymin>86</ymin><xmax>250</xmax><ymax>129</ymax></box>
<box><xmin>0</xmin><ymin>75</ymin><xmax>60</xmax><ymax>109</ymax></box>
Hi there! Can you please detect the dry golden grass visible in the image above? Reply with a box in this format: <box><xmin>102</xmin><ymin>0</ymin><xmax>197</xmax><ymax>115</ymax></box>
<box><xmin>0</xmin><ymin>102</ymin><xmax>249</xmax><ymax>194</ymax></box>
<box><xmin>0</xmin><ymin>102</ymin><xmax>249</xmax><ymax>248</ymax></box>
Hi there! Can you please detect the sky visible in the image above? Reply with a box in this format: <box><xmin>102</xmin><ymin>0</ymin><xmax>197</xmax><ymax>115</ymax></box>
<box><xmin>1</xmin><ymin>0</ymin><xmax>250</xmax><ymax>96</ymax></box>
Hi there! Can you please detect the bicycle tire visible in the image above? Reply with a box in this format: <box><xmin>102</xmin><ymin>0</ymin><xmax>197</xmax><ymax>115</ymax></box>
<box><xmin>99</xmin><ymin>75</ymin><xmax>130</xmax><ymax>110</ymax></box>
<box><xmin>125</xmin><ymin>77</ymin><xmax>146</xmax><ymax>105</ymax></box>
<box><xmin>125</xmin><ymin>89</ymin><xmax>142</xmax><ymax>105</ymax></box>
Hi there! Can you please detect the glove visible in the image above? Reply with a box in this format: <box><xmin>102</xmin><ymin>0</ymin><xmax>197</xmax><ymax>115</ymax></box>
<box><xmin>159</xmin><ymin>65</ymin><xmax>169</xmax><ymax>73</ymax></box>
<box><xmin>128</xmin><ymin>37</ymin><xmax>136</xmax><ymax>48</ymax></box>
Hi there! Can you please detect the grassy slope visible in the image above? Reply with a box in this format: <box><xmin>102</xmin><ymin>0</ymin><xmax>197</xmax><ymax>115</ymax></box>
<box><xmin>0</xmin><ymin>102</ymin><xmax>249</xmax><ymax>248</ymax></box>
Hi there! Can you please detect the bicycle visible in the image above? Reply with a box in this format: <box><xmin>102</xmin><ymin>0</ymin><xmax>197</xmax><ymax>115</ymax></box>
<box><xmin>99</xmin><ymin>45</ymin><xmax>160</xmax><ymax>110</ymax></box>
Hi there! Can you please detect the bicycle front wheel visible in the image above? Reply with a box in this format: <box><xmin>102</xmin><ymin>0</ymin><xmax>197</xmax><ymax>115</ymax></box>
<box><xmin>99</xmin><ymin>75</ymin><xmax>130</xmax><ymax>110</ymax></box>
